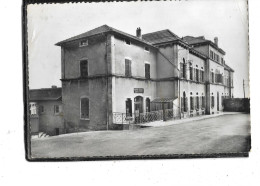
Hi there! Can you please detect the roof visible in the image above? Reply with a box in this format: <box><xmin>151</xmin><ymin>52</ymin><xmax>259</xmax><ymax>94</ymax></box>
<box><xmin>183</xmin><ymin>36</ymin><xmax>225</xmax><ymax>55</ymax></box>
<box><xmin>29</xmin><ymin>87</ymin><xmax>62</xmax><ymax>101</ymax></box>
<box><xmin>142</xmin><ymin>29</ymin><xmax>180</xmax><ymax>44</ymax></box>
<box><xmin>55</xmin><ymin>24</ymin><xmax>155</xmax><ymax>48</ymax></box>
<box><xmin>151</xmin><ymin>97</ymin><xmax>175</xmax><ymax>103</ymax></box>
<box><xmin>224</xmin><ymin>63</ymin><xmax>234</xmax><ymax>72</ymax></box>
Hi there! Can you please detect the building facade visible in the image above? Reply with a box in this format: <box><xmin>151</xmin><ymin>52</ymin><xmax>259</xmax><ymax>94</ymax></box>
<box><xmin>29</xmin><ymin>86</ymin><xmax>64</xmax><ymax>135</ymax></box>
<box><xmin>55</xmin><ymin>25</ymin><xmax>234</xmax><ymax>132</ymax></box>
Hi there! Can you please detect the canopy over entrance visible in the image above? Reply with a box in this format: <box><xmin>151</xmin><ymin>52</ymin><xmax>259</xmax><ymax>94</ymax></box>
<box><xmin>151</xmin><ymin>98</ymin><xmax>175</xmax><ymax>103</ymax></box>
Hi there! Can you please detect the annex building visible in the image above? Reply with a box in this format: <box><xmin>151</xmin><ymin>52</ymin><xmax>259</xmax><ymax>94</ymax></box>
<box><xmin>30</xmin><ymin>25</ymin><xmax>234</xmax><ymax>135</ymax></box>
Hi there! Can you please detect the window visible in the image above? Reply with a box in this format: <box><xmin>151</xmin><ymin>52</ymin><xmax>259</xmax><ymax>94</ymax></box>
<box><xmin>145</xmin><ymin>63</ymin><xmax>150</xmax><ymax>79</ymax></box>
<box><xmin>80</xmin><ymin>60</ymin><xmax>88</xmax><ymax>77</ymax></box>
<box><xmin>39</xmin><ymin>105</ymin><xmax>44</xmax><ymax>113</ymax></box>
<box><xmin>189</xmin><ymin>65</ymin><xmax>193</xmax><ymax>80</ymax></box>
<box><xmin>210</xmin><ymin>50</ymin><xmax>214</xmax><ymax>59</ymax></box>
<box><xmin>196</xmin><ymin>68</ymin><xmax>199</xmax><ymax>82</ymax></box>
<box><xmin>125</xmin><ymin>59</ymin><xmax>132</xmax><ymax>77</ymax></box>
<box><xmin>183</xmin><ymin>59</ymin><xmax>187</xmax><ymax>79</ymax></box>
<box><xmin>211</xmin><ymin>95</ymin><xmax>215</xmax><ymax>108</ymax></box>
<box><xmin>54</xmin><ymin>105</ymin><xmax>60</xmax><ymax>114</ymax></box>
<box><xmin>201</xmin><ymin>70</ymin><xmax>204</xmax><ymax>82</ymax></box>
<box><xmin>221</xmin><ymin>58</ymin><xmax>224</xmax><ymax>65</ymax></box>
<box><xmin>125</xmin><ymin>39</ymin><xmax>131</xmax><ymax>45</ymax></box>
<box><xmin>126</xmin><ymin>98</ymin><xmax>132</xmax><ymax>117</ymax></box>
<box><xmin>216</xmin><ymin>54</ymin><xmax>219</xmax><ymax>62</ymax></box>
<box><xmin>80</xmin><ymin>97</ymin><xmax>89</xmax><ymax>119</ymax></box>
<box><xmin>181</xmin><ymin>92</ymin><xmax>188</xmax><ymax>112</ymax></box>
<box><xmin>146</xmin><ymin>98</ymin><xmax>151</xmax><ymax>112</ymax></box>
<box><xmin>196</xmin><ymin>96</ymin><xmax>200</xmax><ymax>110</ymax></box>
<box><xmin>211</xmin><ymin>72</ymin><xmax>214</xmax><ymax>83</ymax></box>
<box><xmin>202</xmin><ymin>96</ymin><xmax>206</xmax><ymax>109</ymax></box>
<box><xmin>180</xmin><ymin>62</ymin><xmax>184</xmax><ymax>78</ymax></box>
<box><xmin>79</xmin><ymin>40</ymin><xmax>88</xmax><ymax>47</ymax></box>
<box><xmin>190</xmin><ymin>97</ymin><xmax>194</xmax><ymax>110</ymax></box>
<box><xmin>144</xmin><ymin>46</ymin><xmax>150</xmax><ymax>52</ymax></box>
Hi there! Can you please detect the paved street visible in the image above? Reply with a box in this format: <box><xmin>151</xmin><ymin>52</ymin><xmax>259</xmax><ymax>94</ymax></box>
<box><xmin>31</xmin><ymin>113</ymin><xmax>250</xmax><ymax>158</ymax></box>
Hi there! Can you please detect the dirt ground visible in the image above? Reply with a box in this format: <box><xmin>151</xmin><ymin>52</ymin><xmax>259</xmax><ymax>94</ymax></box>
<box><xmin>31</xmin><ymin>113</ymin><xmax>250</xmax><ymax>158</ymax></box>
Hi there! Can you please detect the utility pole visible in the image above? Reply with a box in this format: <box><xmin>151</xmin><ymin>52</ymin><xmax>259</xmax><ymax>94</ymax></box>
<box><xmin>243</xmin><ymin>79</ymin><xmax>245</xmax><ymax>98</ymax></box>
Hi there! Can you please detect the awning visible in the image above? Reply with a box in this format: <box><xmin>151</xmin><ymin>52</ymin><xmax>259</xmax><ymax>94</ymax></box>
<box><xmin>151</xmin><ymin>98</ymin><xmax>175</xmax><ymax>103</ymax></box>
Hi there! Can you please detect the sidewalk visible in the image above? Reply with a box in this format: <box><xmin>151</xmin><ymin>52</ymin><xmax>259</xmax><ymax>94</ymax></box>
<box><xmin>137</xmin><ymin>112</ymin><xmax>243</xmax><ymax>128</ymax></box>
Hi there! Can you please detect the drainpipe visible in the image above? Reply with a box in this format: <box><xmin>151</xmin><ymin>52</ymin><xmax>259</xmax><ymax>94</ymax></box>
<box><xmin>105</xmin><ymin>34</ymin><xmax>109</xmax><ymax>131</ymax></box>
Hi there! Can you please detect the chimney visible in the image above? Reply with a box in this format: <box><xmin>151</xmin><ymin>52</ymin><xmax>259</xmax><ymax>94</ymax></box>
<box><xmin>214</xmin><ymin>37</ymin><xmax>218</xmax><ymax>47</ymax></box>
<box><xmin>136</xmin><ymin>27</ymin><xmax>142</xmax><ymax>39</ymax></box>
<box><xmin>51</xmin><ymin>85</ymin><xmax>57</xmax><ymax>89</ymax></box>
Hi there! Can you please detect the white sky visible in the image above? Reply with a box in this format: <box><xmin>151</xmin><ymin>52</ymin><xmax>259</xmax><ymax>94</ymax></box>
<box><xmin>27</xmin><ymin>0</ymin><xmax>249</xmax><ymax>98</ymax></box>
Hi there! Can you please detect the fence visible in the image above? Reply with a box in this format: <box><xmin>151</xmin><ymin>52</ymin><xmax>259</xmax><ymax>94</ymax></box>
<box><xmin>113</xmin><ymin>109</ymin><xmax>181</xmax><ymax>124</ymax></box>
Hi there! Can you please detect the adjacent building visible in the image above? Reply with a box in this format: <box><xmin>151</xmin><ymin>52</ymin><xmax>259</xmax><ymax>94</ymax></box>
<box><xmin>29</xmin><ymin>86</ymin><xmax>63</xmax><ymax>135</ymax></box>
<box><xmin>51</xmin><ymin>25</ymin><xmax>234</xmax><ymax>132</ymax></box>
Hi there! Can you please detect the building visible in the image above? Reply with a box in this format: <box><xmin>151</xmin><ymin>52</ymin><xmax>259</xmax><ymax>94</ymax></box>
<box><xmin>55</xmin><ymin>25</ymin><xmax>234</xmax><ymax>132</ymax></box>
<box><xmin>29</xmin><ymin>86</ymin><xmax>64</xmax><ymax>135</ymax></box>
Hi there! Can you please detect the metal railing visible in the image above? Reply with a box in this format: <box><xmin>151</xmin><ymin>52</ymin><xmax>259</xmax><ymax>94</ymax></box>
<box><xmin>113</xmin><ymin>110</ymin><xmax>164</xmax><ymax>124</ymax></box>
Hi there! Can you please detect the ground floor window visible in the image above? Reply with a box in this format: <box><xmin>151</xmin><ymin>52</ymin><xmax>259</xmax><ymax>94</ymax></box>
<box><xmin>202</xmin><ymin>96</ymin><xmax>206</xmax><ymax>109</ymax></box>
<box><xmin>211</xmin><ymin>96</ymin><xmax>215</xmax><ymax>108</ymax></box>
<box><xmin>190</xmin><ymin>97</ymin><xmax>194</xmax><ymax>110</ymax></box>
<box><xmin>80</xmin><ymin>97</ymin><xmax>89</xmax><ymax>119</ymax></box>
<box><xmin>181</xmin><ymin>92</ymin><xmax>188</xmax><ymax>112</ymax></box>
<box><xmin>196</xmin><ymin>96</ymin><xmax>200</xmax><ymax>110</ymax></box>
<box><xmin>146</xmin><ymin>98</ymin><xmax>151</xmax><ymax>112</ymax></box>
<box><xmin>39</xmin><ymin>105</ymin><xmax>44</xmax><ymax>113</ymax></box>
<box><xmin>126</xmin><ymin>98</ymin><xmax>132</xmax><ymax>117</ymax></box>
<box><xmin>54</xmin><ymin>105</ymin><xmax>60</xmax><ymax>114</ymax></box>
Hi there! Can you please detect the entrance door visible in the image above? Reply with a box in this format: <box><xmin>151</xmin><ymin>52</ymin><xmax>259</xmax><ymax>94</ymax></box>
<box><xmin>134</xmin><ymin>96</ymin><xmax>143</xmax><ymax>123</ymax></box>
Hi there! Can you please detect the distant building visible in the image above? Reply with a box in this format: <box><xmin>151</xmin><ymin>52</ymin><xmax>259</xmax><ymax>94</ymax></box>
<box><xmin>53</xmin><ymin>25</ymin><xmax>234</xmax><ymax>132</ymax></box>
<box><xmin>29</xmin><ymin>86</ymin><xmax>63</xmax><ymax>135</ymax></box>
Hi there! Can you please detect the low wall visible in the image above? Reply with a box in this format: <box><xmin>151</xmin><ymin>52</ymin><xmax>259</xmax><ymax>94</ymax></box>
<box><xmin>223</xmin><ymin>98</ymin><xmax>250</xmax><ymax>113</ymax></box>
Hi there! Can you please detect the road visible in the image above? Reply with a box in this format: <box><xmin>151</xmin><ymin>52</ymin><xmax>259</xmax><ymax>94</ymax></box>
<box><xmin>31</xmin><ymin>113</ymin><xmax>250</xmax><ymax>158</ymax></box>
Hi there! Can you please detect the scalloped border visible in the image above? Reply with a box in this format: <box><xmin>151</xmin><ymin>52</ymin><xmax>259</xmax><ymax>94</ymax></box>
<box><xmin>23</xmin><ymin>0</ymin><xmax>250</xmax><ymax>161</ymax></box>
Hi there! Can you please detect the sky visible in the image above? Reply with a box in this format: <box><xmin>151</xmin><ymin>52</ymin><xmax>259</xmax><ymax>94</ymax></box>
<box><xmin>27</xmin><ymin>0</ymin><xmax>249</xmax><ymax>98</ymax></box>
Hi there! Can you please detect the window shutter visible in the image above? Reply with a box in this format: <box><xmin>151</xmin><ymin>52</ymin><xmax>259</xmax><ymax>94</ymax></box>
<box><xmin>185</xmin><ymin>97</ymin><xmax>188</xmax><ymax>112</ymax></box>
<box><xmin>183</xmin><ymin>63</ymin><xmax>187</xmax><ymax>79</ymax></box>
<box><xmin>80</xmin><ymin>60</ymin><xmax>88</xmax><ymax>77</ymax></box>
<box><xmin>180</xmin><ymin>63</ymin><xmax>183</xmax><ymax>78</ymax></box>
<box><xmin>145</xmin><ymin>63</ymin><xmax>150</xmax><ymax>79</ymax></box>
<box><xmin>81</xmin><ymin>98</ymin><xmax>89</xmax><ymax>119</ymax></box>
<box><xmin>125</xmin><ymin>59</ymin><xmax>131</xmax><ymax>77</ymax></box>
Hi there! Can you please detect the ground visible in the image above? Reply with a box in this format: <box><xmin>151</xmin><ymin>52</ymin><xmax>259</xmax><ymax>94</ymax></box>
<box><xmin>31</xmin><ymin>113</ymin><xmax>250</xmax><ymax>158</ymax></box>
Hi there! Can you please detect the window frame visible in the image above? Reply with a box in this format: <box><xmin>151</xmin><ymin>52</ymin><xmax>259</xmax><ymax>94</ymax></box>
<box><xmin>80</xmin><ymin>97</ymin><xmax>90</xmax><ymax>120</ymax></box>
<box><xmin>125</xmin><ymin>58</ymin><xmax>132</xmax><ymax>77</ymax></box>
<box><xmin>54</xmin><ymin>105</ymin><xmax>60</xmax><ymax>114</ymax></box>
<box><xmin>145</xmin><ymin>62</ymin><xmax>151</xmax><ymax>79</ymax></box>
<box><xmin>79</xmin><ymin>40</ymin><xmax>88</xmax><ymax>47</ymax></box>
<box><xmin>124</xmin><ymin>38</ymin><xmax>131</xmax><ymax>45</ymax></box>
<box><xmin>144</xmin><ymin>46</ymin><xmax>150</xmax><ymax>53</ymax></box>
<box><xmin>79</xmin><ymin>59</ymin><xmax>89</xmax><ymax>78</ymax></box>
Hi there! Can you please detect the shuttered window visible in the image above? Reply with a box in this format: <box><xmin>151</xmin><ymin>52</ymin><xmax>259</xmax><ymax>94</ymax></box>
<box><xmin>183</xmin><ymin>63</ymin><xmax>187</xmax><ymax>79</ymax></box>
<box><xmin>201</xmin><ymin>70</ymin><xmax>204</xmax><ymax>82</ymax></box>
<box><xmin>211</xmin><ymin>96</ymin><xmax>215</xmax><ymax>108</ymax></box>
<box><xmin>181</xmin><ymin>97</ymin><xmax>184</xmax><ymax>113</ymax></box>
<box><xmin>184</xmin><ymin>97</ymin><xmax>188</xmax><ymax>112</ymax></box>
<box><xmin>145</xmin><ymin>63</ymin><xmax>150</xmax><ymax>79</ymax></box>
<box><xmin>180</xmin><ymin>63</ymin><xmax>183</xmax><ymax>78</ymax></box>
<box><xmin>196</xmin><ymin>96</ymin><xmax>200</xmax><ymax>110</ymax></box>
<box><xmin>196</xmin><ymin>69</ymin><xmax>199</xmax><ymax>82</ymax></box>
<box><xmin>202</xmin><ymin>96</ymin><xmax>206</xmax><ymax>109</ymax></box>
<box><xmin>211</xmin><ymin>72</ymin><xmax>214</xmax><ymax>83</ymax></box>
<box><xmin>54</xmin><ymin>105</ymin><xmax>59</xmax><ymax>114</ymax></box>
<box><xmin>80</xmin><ymin>60</ymin><xmax>88</xmax><ymax>77</ymax></box>
<box><xmin>190</xmin><ymin>97</ymin><xmax>194</xmax><ymax>110</ymax></box>
<box><xmin>81</xmin><ymin>98</ymin><xmax>89</xmax><ymax>119</ymax></box>
<box><xmin>125</xmin><ymin>59</ymin><xmax>132</xmax><ymax>77</ymax></box>
<box><xmin>190</xmin><ymin>66</ymin><xmax>193</xmax><ymax>80</ymax></box>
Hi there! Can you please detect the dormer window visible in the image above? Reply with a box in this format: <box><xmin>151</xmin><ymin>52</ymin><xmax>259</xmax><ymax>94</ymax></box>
<box><xmin>125</xmin><ymin>39</ymin><xmax>131</xmax><ymax>45</ymax></box>
<box><xmin>79</xmin><ymin>40</ymin><xmax>88</xmax><ymax>47</ymax></box>
<box><xmin>144</xmin><ymin>46</ymin><xmax>150</xmax><ymax>52</ymax></box>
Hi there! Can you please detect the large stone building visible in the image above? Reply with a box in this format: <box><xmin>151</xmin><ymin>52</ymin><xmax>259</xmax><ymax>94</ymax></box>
<box><xmin>54</xmin><ymin>25</ymin><xmax>234</xmax><ymax>132</ymax></box>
